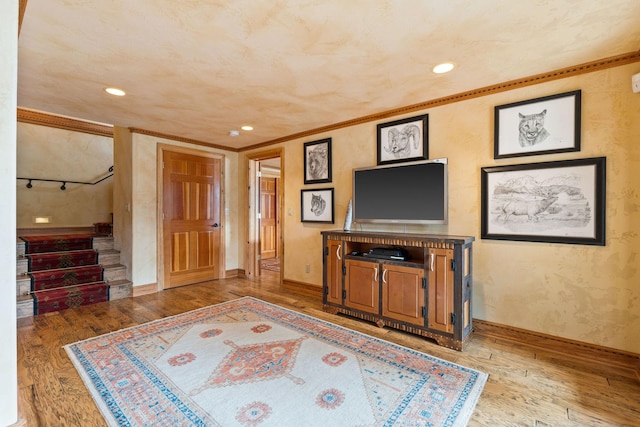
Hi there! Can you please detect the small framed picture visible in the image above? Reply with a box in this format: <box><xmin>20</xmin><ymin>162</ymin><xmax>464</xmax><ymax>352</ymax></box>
<box><xmin>304</xmin><ymin>138</ymin><xmax>332</xmax><ymax>184</ymax></box>
<box><xmin>494</xmin><ymin>90</ymin><xmax>581</xmax><ymax>159</ymax></box>
<box><xmin>377</xmin><ymin>114</ymin><xmax>428</xmax><ymax>165</ymax></box>
<box><xmin>301</xmin><ymin>188</ymin><xmax>334</xmax><ymax>223</ymax></box>
<box><xmin>481</xmin><ymin>157</ymin><xmax>605</xmax><ymax>245</ymax></box>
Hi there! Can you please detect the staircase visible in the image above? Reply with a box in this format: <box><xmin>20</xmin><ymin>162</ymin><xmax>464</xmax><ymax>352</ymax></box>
<box><xmin>16</xmin><ymin>233</ymin><xmax>132</xmax><ymax>318</ymax></box>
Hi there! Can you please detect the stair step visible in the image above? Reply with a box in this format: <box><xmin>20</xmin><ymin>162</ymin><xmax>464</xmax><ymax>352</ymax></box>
<box><xmin>16</xmin><ymin>279</ymin><xmax>133</xmax><ymax>319</ymax></box>
<box><xmin>17</xmin><ymin>257</ymin><xmax>28</xmax><ymax>276</ymax></box>
<box><xmin>103</xmin><ymin>264</ymin><xmax>127</xmax><ymax>282</ymax></box>
<box><xmin>15</xmin><ymin>249</ymin><xmax>119</xmax><ymax>276</ymax></box>
<box><xmin>109</xmin><ymin>279</ymin><xmax>133</xmax><ymax>300</ymax></box>
<box><xmin>92</xmin><ymin>236</ymin><xmax>114</xmax><ymax>251</ymax></box>
<box><xmin>15</xmin><ymin>233</ymin><xmax>129</xmax><ymax>319</ymax></box>
<box><xmin>98</xmin><ymin>249</ymin><xmax>121</xmax><ymax>266</ymax></box>
<box><xmin>17</xmin><ymin>294</ymin><xmax>34</xmax><ymax>319</ymax></box>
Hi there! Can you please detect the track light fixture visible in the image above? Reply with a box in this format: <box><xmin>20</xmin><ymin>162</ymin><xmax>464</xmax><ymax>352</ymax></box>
<box><xmin>60</xmin><ymin>182</ymin><xmax>66</xmax><ymax>190</ymax></box>
<box><xmin>26</xmin><ymin>179</ymin><xmax>32</xmax><ymax>189</ymax></box>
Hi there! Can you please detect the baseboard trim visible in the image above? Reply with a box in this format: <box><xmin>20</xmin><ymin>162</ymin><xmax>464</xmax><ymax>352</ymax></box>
<box><xmin>282</xmin><ymin>279</ymin><xmax>322</xmax><ymax>293</ymax></box>
<box><xmin>225</xmin><ymin>269</ymin><xmax>245</xmax><ymax>278</ymax></box>
<box><xmin>132</xmin><ymin>283</ymin><xmax>158</xmax><ymax>297</ymax></box>
<box><xmin>473</xmin><ymin>319</ymin><xmax>640</xmax><ymax>380</ymax></box>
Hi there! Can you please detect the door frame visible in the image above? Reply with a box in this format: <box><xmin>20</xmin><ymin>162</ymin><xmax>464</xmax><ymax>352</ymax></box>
<box><xmin>157</xmin><ymin>144</ymin><xmax>226</xmax><ymax>290</ymax></box>
<box><xmin>245</xmin><ymin>148</ymin><xmax>284</xmax><ymax>281</ymax></box>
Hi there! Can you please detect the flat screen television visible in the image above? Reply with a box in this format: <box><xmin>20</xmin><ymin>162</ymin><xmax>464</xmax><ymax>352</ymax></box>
<box><xmin>352</xmin><ymin>158</ymin><xmax>448</xmax><ymax>225</ymax></box>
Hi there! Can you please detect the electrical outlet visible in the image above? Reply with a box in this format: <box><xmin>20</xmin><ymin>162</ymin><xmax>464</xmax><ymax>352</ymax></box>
<box><xmin>633</xmin><ymin>72</ymin><xmax>640</xmax><ymax>94</ymax></box>
<box><xmin>305</xmin><ymin>264</ymin><xmax>310</xmax><ymax>273</ymax></box>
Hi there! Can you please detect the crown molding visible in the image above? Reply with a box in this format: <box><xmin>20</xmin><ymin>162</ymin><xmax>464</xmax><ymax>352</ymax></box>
<box><xmin>240</xmin><ymin>50</ymin><xmax>640</xmax><ymax>152</ymax></box>
<box><xmin>129</xmin><ymin>128</ymin><xmax>238</xmax><ymax>152</ymax></box>
<box><xmin>17</xmin><ymin>108</ymin><xmax>113</xmax><ymax>137</ymax></box>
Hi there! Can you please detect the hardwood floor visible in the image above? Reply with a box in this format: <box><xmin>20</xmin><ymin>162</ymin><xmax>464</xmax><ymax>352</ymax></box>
<box><xmin>17</xmin><ymin>272</ymin><xmax>640</xmax><ymax>426</ymax></box>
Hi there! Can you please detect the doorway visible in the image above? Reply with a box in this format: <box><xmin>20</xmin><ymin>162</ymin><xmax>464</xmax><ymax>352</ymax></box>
<box><xmin>246</xmin><ymin>149</ymin><xmax>283</xmax><ymax>281</ymax></box>
<box><xmin>159</xmin><ymin>145</ymin><xmax>225</xmax><ymax>289</ymax></box>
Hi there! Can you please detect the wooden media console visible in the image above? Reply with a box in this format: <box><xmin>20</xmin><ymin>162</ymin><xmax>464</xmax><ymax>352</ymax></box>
<box><xmin>321</xmin><ymin>230</ymin><xmax>474</xmax><ymax>351</ymax></box>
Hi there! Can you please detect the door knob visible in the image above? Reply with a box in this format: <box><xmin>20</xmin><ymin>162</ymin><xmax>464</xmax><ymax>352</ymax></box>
<box><xmin>211</xmin><ymin>223</ymin><xmax>219</xmax><ymax>227</ymax></box>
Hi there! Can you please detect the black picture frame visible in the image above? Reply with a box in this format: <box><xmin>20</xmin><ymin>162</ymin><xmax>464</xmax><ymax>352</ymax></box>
<box><xmin>377</xmin><ymin>114</ymin><xmax>428</xmax><ymax>165</ymax></box>
<box><xmin>303</xmin><ymin>138</ymin><xmax>332</xmax><ymax>184</ymax></box>
<box><xmin>481</xmin><ymin>157</ymin><xmax>605</xmax><ymax>245</ymax></box>
<box><xmin>301</xmin><ymin>188</ymin><xmax>334</xmax><ymax>223</ymax></box>
<box><xmin>494</xmin><ymin>90</ymin><xmax>581</xmax><ymax>159</ymax></box>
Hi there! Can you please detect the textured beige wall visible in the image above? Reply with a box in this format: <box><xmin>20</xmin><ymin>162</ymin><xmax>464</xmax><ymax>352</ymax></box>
<box><xmin>17</xmin><ymin>123</ymin><xmax>113</xmax><ymax>228</ymax></box>
<box><xmin>243</xmin><ymin>63</ymin><xmax>640</xmax><ymax>354</ymax></box>
<box><xmin>113</xmin><ymin>127</ymin><xmax>133</xmax><ymax>281</ymax></box>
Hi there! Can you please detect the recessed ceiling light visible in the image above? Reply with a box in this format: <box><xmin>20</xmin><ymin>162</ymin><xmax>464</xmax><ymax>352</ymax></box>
<box><xmin>105</xmin><ymin>87</ymin><xmax>126</xmax><ymax>96</ymax></box>
<box><xmin>433</xmin><ymin>62</ymin><xmax>455</xmax><ymax>74</ymax></box>
<box><xmin>229</xmin><ymin>130</ymin><xmax>240</xmax><ymax>137</ymax></box>
<box><xmin>241</xmin><ymin>125</ymin><xmax>253</xmax><ymax>131</ymax></box>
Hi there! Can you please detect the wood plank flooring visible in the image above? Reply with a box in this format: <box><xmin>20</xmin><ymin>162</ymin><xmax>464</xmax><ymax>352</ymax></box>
<box><xmin>16</xmin><ymin>272</ymin><xmax>640</xmax><ymax>426</ymax></box>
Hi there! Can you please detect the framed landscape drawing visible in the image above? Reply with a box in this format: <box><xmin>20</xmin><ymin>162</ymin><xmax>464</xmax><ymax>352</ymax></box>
<box><xmin>494</xmin><ymin>90</ymin><xmax>581</xmax><ymax>159</ymax></box>
<box><xmin>377</xmin><ymin>114</ymin><xmax>428</xmax><ymax>165</ymax></box>
<box><xmin>301</xmin><ymin>188</ymin><xmax>334</xmax><ymax>223</ymax></box>
<box><xmin>304</xmin><ymin>138</ymin><xmax>332</xmax><ymax>184</ymax></box>
<box><xmin>481</xmin><ymin>157</ymin><xmax>605</xmax><ymax>245</ymax></box>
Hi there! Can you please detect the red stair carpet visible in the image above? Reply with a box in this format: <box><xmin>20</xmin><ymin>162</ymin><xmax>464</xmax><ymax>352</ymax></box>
<box><xmin>21</xmin><ymin>233</ymin><xmax>94</xmax><ymax>254</ymax></box>
<box><xmin>27</xmin><ymin>249</ymin><xmax>98</xmax><ymax>271</ymax></box>
<box><xmin>20</xmin><ymin>234</ymin><xmax>108</xmax><ymax>315</ymax></box>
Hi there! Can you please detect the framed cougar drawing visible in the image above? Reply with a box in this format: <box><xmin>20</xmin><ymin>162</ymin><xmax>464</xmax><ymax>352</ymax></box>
<box><xmin>494</xmin><ymin>90</ymin><xmax>581</xmax><ymax>159</ymax></box>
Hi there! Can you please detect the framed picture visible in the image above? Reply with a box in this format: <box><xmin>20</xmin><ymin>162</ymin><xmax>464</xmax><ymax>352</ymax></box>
<box><xmin>301</xmin><ymin>188</ymin><xmax>334</xmax><ymax>223</ymax></box>
<box><xmin>481</xmin><ymin>157</ymin><xmax>605</xmax><ymax>245</ymax></box>
<box><xmin>377</xmin><ymin>114</ymin><xmax>428</xmax><ymax>165</ymax></box>
<box><xmin>304</xmin><ymin>138</ymin><xmax>332</xmax><ymax>184</ymax></box>
<box><xmin>494</xmin><ymin>90</ymin><xmax>581</xmax><ymax>159</ymax></box>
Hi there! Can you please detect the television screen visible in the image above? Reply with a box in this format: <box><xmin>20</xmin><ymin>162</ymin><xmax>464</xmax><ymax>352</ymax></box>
<box><xmin>353</xmin><ymin>158</ymin><xmax>447</xmax><ymax>224</ymax></box>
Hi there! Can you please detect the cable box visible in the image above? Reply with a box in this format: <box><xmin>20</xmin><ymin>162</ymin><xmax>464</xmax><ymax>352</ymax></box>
<box><xmin>362</xmin><ymin>247</ymin><xmax>409</xmax><ymax>261</ymax></box>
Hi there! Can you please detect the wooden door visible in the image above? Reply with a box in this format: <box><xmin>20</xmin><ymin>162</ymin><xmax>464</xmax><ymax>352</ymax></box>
<box><xmin>163</xmin><ymin>151</ymin><xmax>222</xmax><ymax>288</ymax></box>
<box><xmin>325</xmin><ymin>239</ymin><xmax>343</xmax><ymax>305</ymax></box>
<box><xmin>428</xmin><ymin>248</ymin><xmax>455</xmax><ymax>334</ymax></box>
<box><xmin>259</xmin><ymin>177</ymin><xmax>277</xmax><ymax>260</ymax></box>
<box><xmin>381</xmin><ymin>263</ymin><xmax>425</xmax><ymax>325</ymax></box>
<box><xmin>344</xmin><ymin>259</ymin><xmax>379</xmax><ymax>314</ymax></box>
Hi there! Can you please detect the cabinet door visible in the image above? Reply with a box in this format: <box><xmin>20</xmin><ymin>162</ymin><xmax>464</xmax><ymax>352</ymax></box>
<box><xmin>325</xmin><ymin>240</ymin><xmax>343</xmax><ymax>304</ymax></box>
<box><xmin>381</xmin><ymin>264</ymin><xmax>425</xmax><ymax>326</ymax></box>
<box><xmin>428</xmin><ymin>248</ymin><xmax>455</xmax><ymax>334</ymax></box>
<box><xmin>345</xmin><ymin>259</ymin><xmax>379</xmax><ymax>314</ymax></box>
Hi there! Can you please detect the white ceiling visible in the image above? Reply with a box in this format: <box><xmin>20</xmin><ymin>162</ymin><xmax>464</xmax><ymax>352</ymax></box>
<box><xmin>17</xmin><ymin>0</ymin><xmax>640</xmax><ymax>150</ymax></box>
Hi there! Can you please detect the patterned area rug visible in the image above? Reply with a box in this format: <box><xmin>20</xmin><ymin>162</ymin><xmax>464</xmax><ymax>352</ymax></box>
<box><xmin>65</xmin><ymin>297</ymin><xmax>487</xmax><ymax>426</ymax></box>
